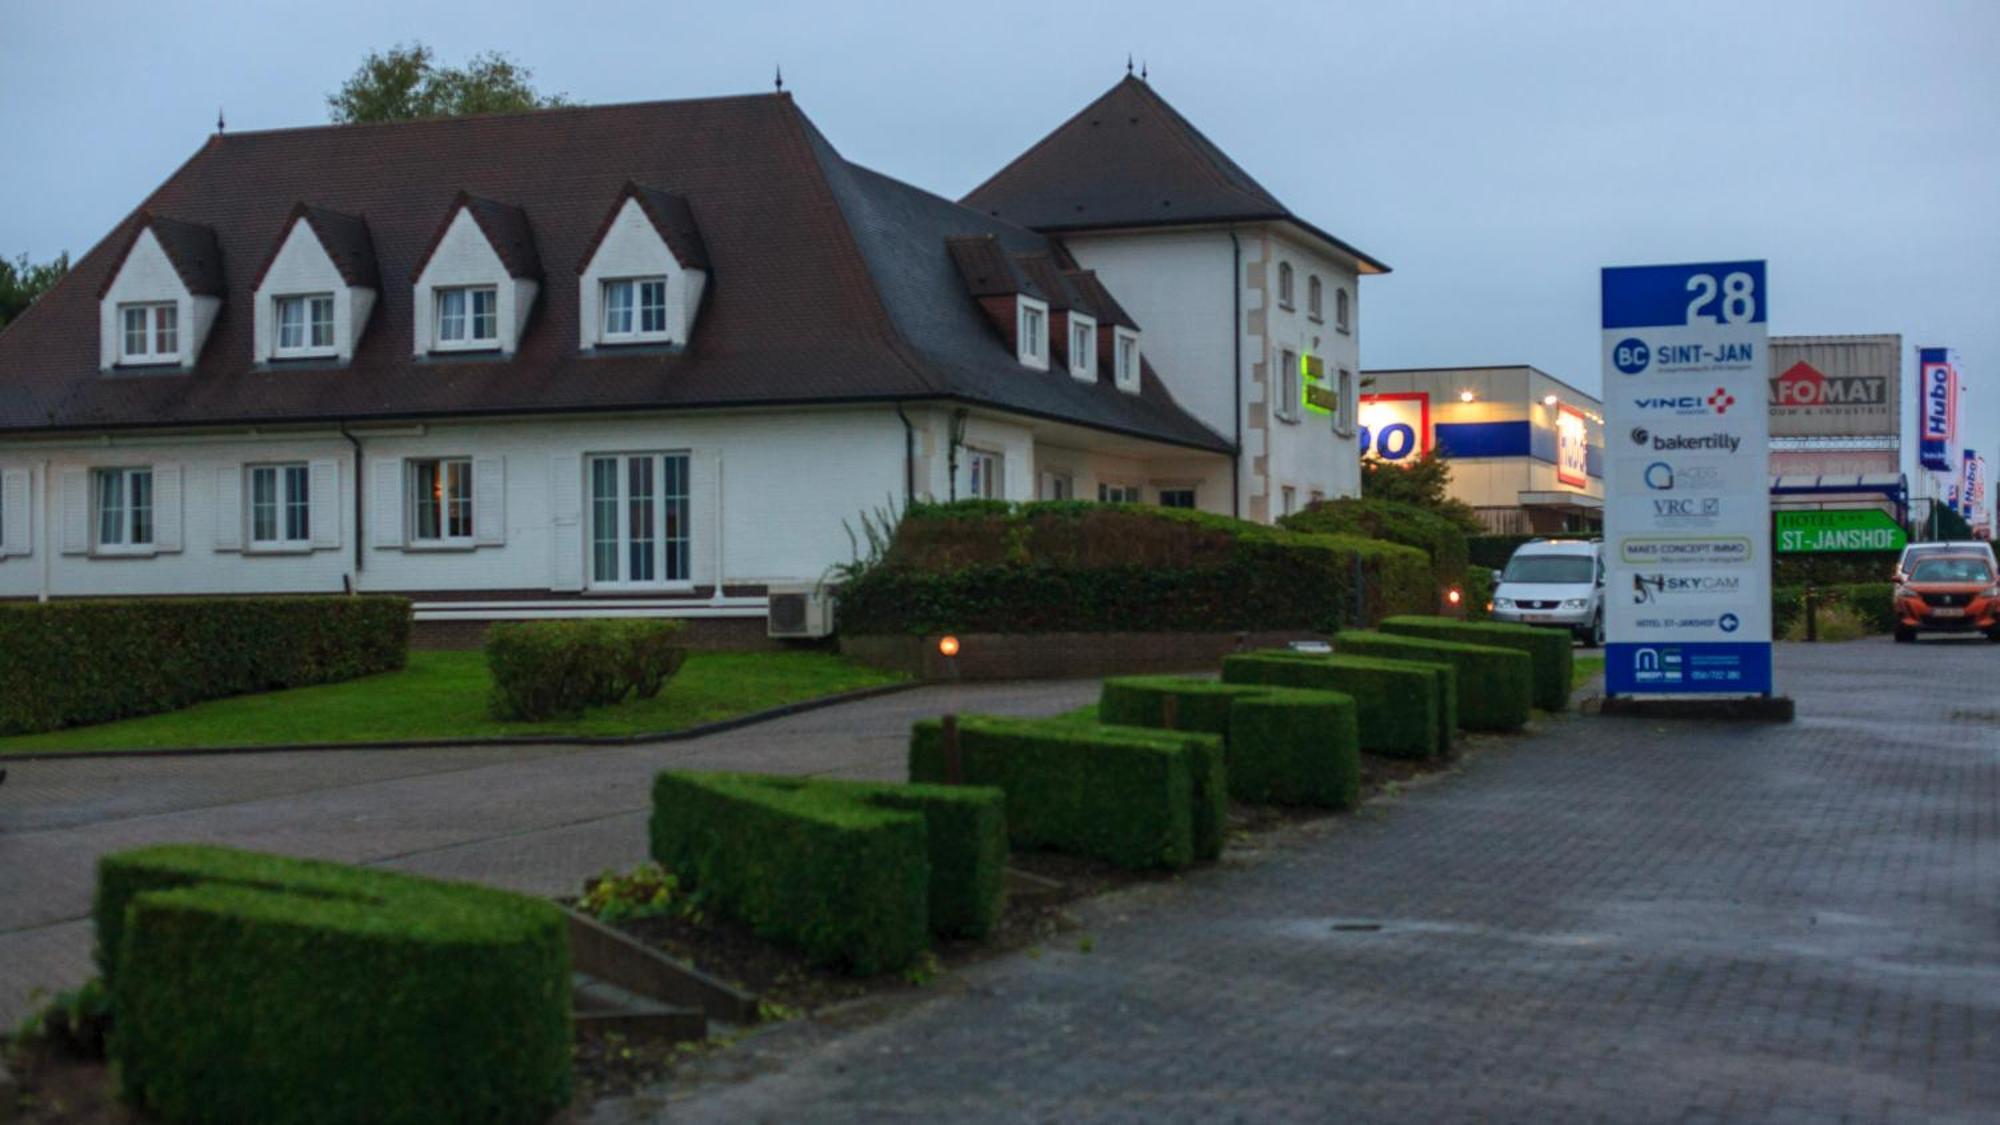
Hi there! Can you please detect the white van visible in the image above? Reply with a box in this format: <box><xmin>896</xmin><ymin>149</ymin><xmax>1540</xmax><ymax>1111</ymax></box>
<box><xmin>1491</xmin><ymin>539</ymin><xmax>1604</xmax><ymax>646</ymax></box>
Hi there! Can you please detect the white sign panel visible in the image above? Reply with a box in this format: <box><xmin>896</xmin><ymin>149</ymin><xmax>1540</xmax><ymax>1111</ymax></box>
<box><xmin>1601</xmin><ymin>261</ymin><xmax>1772</xmax><ymax>697</ymax></box>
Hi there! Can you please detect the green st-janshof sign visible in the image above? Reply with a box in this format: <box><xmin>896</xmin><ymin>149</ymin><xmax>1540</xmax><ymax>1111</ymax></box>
<box><xmin>1774</xmin><ymin>509</ymin><xmax>1908</xmax><ymax>554</ymax></box>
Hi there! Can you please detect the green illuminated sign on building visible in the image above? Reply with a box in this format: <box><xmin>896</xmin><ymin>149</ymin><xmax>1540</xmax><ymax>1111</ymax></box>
<box><xmin>1774</xmin><ymin>509</ymin><xmax>1907</xmax><ymax>554</ymax></box>
<box><xmin>1301</xmin><ymin>353</ymin><xmax>1335</xmax><ymax>416</ymax></box>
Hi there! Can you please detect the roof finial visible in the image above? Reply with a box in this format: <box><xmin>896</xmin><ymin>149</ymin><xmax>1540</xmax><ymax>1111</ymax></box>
<box><xmin>774</xmin><ymin>65</ymin><xmax>784</xmax><ymax>92</ymax></box>
<box><xmin>216</xmin><ymin>105</ymin><xmax>226</xmax><ymax>134</ymax></box>
<box><xmin>1126</xmin><ymin>53</ymin><xmax>1134</xmax><ymax>76</ymax></box>
<box><xmin>1141</xmin><ymin>60</ymin><xmax>1148</xmax><ymax>82</ymax></box>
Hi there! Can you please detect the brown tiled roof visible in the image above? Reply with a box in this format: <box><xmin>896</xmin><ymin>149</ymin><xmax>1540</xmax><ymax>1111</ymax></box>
<box><xmin>963</xmin><ymin>76</ymin><xmax>1389</xmax><ymax>274</ymax></box>
<box><xmin>1011</xmin><ymin>253</ymin><xmax>1084</xmax><ymax>312</ymax></box>
<box><xmin>944</xmin><ymin>235</ymin><xmax>1040</xmax><ymax>299</ymax></box>
<box><xmin>96</xmin><ymin>213</ymin><xmax>226</xmax><ymax>298</ymax></box>
<box><xmin>0</xmin><ymin>93</ymin><xmax>1226</xmax><ymax>453</ymax></box>
<box><xmin>1064</xmin><ymin>269</ymin><xmax>1137</xmax><ymax>329</ymax></box>
<box><xmin>413</xmin><ymin>192</ymin><xmax>542</xmax><ymax>281</ymax></box>
<box><xmin>628</xmin><ymin>183</ymin><xmax>709</xmax><ymax>271</ymax></box>
<box><xmin>251</xmin><ymin>203</ymin><xmax>381</xmax><ymax>291</ymax></box>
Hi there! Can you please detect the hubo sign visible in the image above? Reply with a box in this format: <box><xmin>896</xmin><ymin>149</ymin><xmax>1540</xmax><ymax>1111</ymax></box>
<box><xmin>1918</xmin><ymin>348</ymin><xmax>1958</xmax><ymax>473</ymax></box>
<box><xmin>1602</xmin><ymin>261</ymin><xmax>1772</xmax><ymax>698</ymax></box>
<box><xmin>1358</xmin><ymin>392</ymin><xmax>1430</xmax><ymax>463</ymax></box>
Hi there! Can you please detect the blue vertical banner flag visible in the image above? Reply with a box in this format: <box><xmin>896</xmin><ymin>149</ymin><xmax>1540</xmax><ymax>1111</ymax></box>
<box><xmin>1601</xmin><ymin>261</ymin><xmax>1773</xmax><ymax>697</ymax></box>
<box><xmin>1962</xmin><ymin>450</ymin><xmax>1979</xmax><ymax>519</ymax></box>
<box><xmin>1918</xmin><ymin>347</ymin><xmax>1957</xmax><ymax>473</ymax></box>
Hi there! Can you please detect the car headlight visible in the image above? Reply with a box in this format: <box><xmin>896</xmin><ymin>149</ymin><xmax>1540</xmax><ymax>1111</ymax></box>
<box><xmin>1494</xmin><ymin>597</ymin><xmax>1514</xmax><ymax>609</ymax></box>
<box><xmin>1562</xmin><ymin>598</ymin><xmax>1589</xmax><ymax>609</ymax></box>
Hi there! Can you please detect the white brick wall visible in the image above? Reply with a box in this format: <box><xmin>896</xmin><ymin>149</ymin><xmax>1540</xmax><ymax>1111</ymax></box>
<box><xmin>577</xmin><ymin>198</ymin><xmax>708</xmax><ymax>350</ymax></box>
<box><xmin>411</xmin><ymin>209</ymin><xmax>537</xmax><ymax>357</ymax></box>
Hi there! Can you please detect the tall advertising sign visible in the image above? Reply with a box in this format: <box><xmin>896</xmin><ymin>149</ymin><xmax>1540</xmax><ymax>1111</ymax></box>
<box><xmin>1961</xmin><ymin>451</ymin><xmax>1979</xmax><ymax>520</ymax></box>
<box><xmin>1602</xmin><ymin>261</ymin><xmax>1771</xmax><ymax>697</ymax></box>
<box><xmin>1919</xmin><ymin>348</ymin><xmax>1958</xmax><ymax>473</ymax></box>
<box><xmin>1357</xmin><ymin>393</ymin><xmax>1432</xmax><ymax>464</ymax></box>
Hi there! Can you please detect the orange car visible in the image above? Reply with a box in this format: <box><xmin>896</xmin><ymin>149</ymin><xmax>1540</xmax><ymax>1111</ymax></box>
<box><xmin>1893</xmin><ymin>553</ymin><xmax>2000</xmax><ymax>643</ymax></box>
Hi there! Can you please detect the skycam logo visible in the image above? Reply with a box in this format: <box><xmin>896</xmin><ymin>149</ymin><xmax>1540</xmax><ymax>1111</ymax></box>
<box><xmin>1630</xmin><ymin>573</ymin><xmax>1742</xmax><ymax>605</ymax></box>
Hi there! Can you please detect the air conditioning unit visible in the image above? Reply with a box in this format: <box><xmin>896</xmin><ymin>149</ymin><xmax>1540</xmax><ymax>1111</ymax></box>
<box><xmin>767</xmin><ymin>583</ymin><xmax>837</xmax><ymax>639</ymax></box>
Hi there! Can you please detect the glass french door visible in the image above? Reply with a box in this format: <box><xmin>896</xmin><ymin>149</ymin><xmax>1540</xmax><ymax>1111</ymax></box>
<box><xmin>588</xmin><ymin>453</ymin><xmax>691</xmax><ymax>588</ymax></box>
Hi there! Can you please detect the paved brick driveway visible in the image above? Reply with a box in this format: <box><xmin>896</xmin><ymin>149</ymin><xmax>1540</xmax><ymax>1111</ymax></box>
<box><xmin>604</xmin><ymin>639</ymin><xmax>2000</xmax><ymax>1124</ymax></box>
<box><xmin>0</xmin><ymin>679</ymin><xmax>1097</xmax><ymax>1026</ymax></box>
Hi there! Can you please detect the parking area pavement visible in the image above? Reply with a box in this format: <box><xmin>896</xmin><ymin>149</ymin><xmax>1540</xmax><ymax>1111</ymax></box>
<box><xmin>0</xmin><ymin>679</ymin><xmax>1098</xmax><ymax>1026</ymax></box>
<box><xmin>612</xmin><ymin>639</ymin><xmax>2000</xmax><ymax>1124</ymax></box>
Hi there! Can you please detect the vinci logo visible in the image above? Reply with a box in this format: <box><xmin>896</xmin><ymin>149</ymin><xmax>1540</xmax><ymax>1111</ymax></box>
<box><xmin>1633</xmin><ymin>387</ymin><xmax>1736</xmax><ymax>417</ymax></box>
<box><xmin>1772</xmin><ymin>361</ymin><xmax>1887</xmax><ymax>408</ymax></box>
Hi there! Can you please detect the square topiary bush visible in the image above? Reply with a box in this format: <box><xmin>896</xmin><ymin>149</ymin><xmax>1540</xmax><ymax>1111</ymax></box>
<box><xmin>1380</xmin><ymin>615</ymin><xmax>1573</xmax><ymax>711</ymax></box>
<box><xmin>908</xmin><ymin>715</ymin><xmax>1222</xmax><ymax>870</ymax></box>
<box><xmin>1099</xmin><ymin>675</ymin><xmax>1361</xmax><ymax>807</ymax></box>
<box><xmin>96</xmin><ymin>845</ymin><xmax>570</xmax><ymax>1125</ymax></box>
<box><xmin>649</xmin><ymin>771</ymin><xmax>1006</xmax><ymax>973</ymax></box>
<box><xmin>1336</xmin><ymin>632</ymin><xmax>1531</xmax><ymax>732</ymax></box>
<box><xmin>487</xmin><ymin>619</ymin><xmax>687</xmax><ymax>721</ymax></box>
<box><xmin>1220</xmin><ymin>653</ymin><xmax>1448</xmax><ymax>760</ymax></box>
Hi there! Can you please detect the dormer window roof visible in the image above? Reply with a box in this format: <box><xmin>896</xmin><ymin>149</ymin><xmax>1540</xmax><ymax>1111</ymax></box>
<box><xmin>250</xmin><ymin>203</ymin><xmax>381</xmax><ymax>366</ymax></box>
<box><xmin>411</xmin><ymin>192</ymin><xmax>542</xmax><ymax>357</ymax></box>
<box><xmin>99</xmin><ymin>213</ymin><xmax>225</xmax><ymax>301</ymax></box>
<box><xmin>576</xmin><ymin>183</ymin><xmax>711</xmax><ymax>352</ymax></box>
<box><xmin>944</xmin><ymin>235</ymin><xmax>1048</xmax><ymax>300</ymax></box>
<box><xmin>97</xmin><ymin>212</ymin><xmax>224</xmax><ymax>371</ymax></box>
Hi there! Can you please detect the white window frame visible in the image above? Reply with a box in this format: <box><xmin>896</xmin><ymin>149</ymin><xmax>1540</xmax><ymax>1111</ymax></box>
<box><xmin>93</xmin><ymin>466</ymin><xmax>155</xmax><ymax>554</ymax></box>
<box><xmin>117</xmin><ymin>302</ymin><xmax>179</xmax><ymax>365</ymax></box>
<box><xmin>1016</xmin><ymin>298</ymin><xmax>1050</xmax><ymax>370</ymax></box>
<box><xmin>963</xmin><ymin>448</ymin><xmax>1003</xmax><ymax>500</ymax></box>
<box><xmin>247</xmin><ymin>462</ymin><xmax>312</xmax><ymax>551</ymax></box>
<box><xmin>587</xmin><ymin>451</ymin><xmax>693</xmax><ymax>590</ymax></box>
<box><xmin>406</xmin><ymin>457</ymin><xmax>476</xmax><ymax>547</ymax></box>
<box><xmin>1098</xmin><ymin>482</ymin><xmax>1142</xmax><ymax>504</ymax></box>
<box><xmin>1067</xmin><ymin>313</ymin><xmax>1097</xmax><ymax>381</ymax></box>
<box><xmin>273</xmin><ymin>293</ymin><xmax>338</xmax><ymax>359</ymax></box>
<box><xmin>432</xmin><ymin>286</ymin><xmax>500</xmax><ymax>352</ymax></box>
<box><xmin>1277</xmin><ymin>349</ymin><xmax>1302</xmax><ymax>424</ymax></box>
<box><xmin>599</xmin><ymin>276</ymin><xmax>672</xmax><ymax>345</ymax></box>
<box><xmin>1336</xmin><ymin>287</ymin><xmax>1351</xmax><ymax>334</ymax></box>
<box><xmin>1307</xmin><ymin>275</ymin><xmax>1323</xmax><ymax>322</ymax></box>
<box><xmin>1113</xmin><ymin>328</ymin><xmax>1141</xmax><ymax>394</ymax></box>
<box><xmin>1277</xmin><ymin>262</ymin><xmax>1294</xmax><ymax>310</ymax></box>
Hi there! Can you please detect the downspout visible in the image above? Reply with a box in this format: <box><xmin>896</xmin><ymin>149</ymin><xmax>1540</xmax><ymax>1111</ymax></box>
<box><xmin>339</xmin><ymin>423</ymin><xmax>363</xmax><ymax>590</ymax></box>
<box><xmin>894</xmin><ymin>402</ymin><xmax>915</xmax><ymax>506</ymax></box>
<box><xmin>1229</xmin><ymin>230</ymin><xmax>1243</xmax><ymax>519</ymax></box>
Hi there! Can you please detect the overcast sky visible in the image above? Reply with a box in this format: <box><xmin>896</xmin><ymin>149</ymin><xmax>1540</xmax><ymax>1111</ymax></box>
<box><xmin>4</xmin><ymin>0</ymin><xmax>1994</xmax><ymax>496</ymax></box>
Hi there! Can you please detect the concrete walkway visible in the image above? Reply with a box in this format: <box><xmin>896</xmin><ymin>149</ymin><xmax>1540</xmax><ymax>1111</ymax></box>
<box><xmin>0</xmin><ymin>679</ymin><xmax>1097</xmax><ymax>1025</ymax></box>
<box><xmin>613</xmin><ymin>639</ymin><xmax>2000</xmax><ymax>1124</ymax></box>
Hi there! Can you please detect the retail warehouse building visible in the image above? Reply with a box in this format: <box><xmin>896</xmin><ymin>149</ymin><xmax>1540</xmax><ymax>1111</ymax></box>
<box><xmin>1359</xmin><ymin>365</ymin><xmax>1603</xmax><ymax>534</ymax></box>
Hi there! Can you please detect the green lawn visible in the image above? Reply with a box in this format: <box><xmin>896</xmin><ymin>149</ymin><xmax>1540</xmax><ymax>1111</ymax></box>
<box><xmin>0</xmin><ymin>650</ymin><xmax>905</xmax><ymax>755</ymax></box>
<box><xmin>1572</xmin><ymin>654</ymin><xmax>1606</xmax><ymax>691</ymax></box>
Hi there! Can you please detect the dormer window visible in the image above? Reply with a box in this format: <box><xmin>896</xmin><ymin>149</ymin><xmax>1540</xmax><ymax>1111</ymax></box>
<box><xmin>601</xmin><ymin>277</ymin><xmax>670</xmax><ymax>342</ymax></box>
<box><xmin>119</xmin><ymin>303</ymin><xmax>178</xmax><ymax>364</ymax></box>
<box><xmin>273</xmin><ymin>294</ymin><xmax>337</xmax><ymax>358</ymax></box>
<box><xmin>434</xmin><ymin>285</ymin><xmax>499</xmax><ymax>350</ymax></box>
<box><xmin>1017</xmin><ymin>297</ymin><xmax>1049</xmax><ymax>370</ymax></box>
<box><xmin>1114</xmin><ymin>328</ymin><xmax>1141</xmax><ymax>394</ymax></box>
<box><xmin>1068</xmin><ymin>313</ymin><xmax>1097</xmax><ymax>381</ymax></box>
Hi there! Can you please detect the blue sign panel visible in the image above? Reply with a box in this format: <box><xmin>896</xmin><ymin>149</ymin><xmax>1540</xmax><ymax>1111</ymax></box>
<box><xmin>1605</xmin><ymin>642</ymin><xmax>1774</xmax><ymax>696</ymax></box>
<box><xmin>1602</xmin><ymin>261</ymin><xmax>1768</xmax><ymax>330</ymax></box>
<box><xmin>1918</xmin><ymin>347</ymin><xmax>1956</xmax><ymax>473</ymax></box>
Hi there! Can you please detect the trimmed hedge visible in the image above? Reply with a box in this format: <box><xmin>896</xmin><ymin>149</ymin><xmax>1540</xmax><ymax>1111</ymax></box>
<box><xmin>1281</xmin><ymin>497</ymin><xmax>1469</xmax><ymax>604</ymax></box>
<box><xmin>1220</xmin><ymin>652</ymin><xmax>1450</xmax><ymax>760</ymax></box>
<box><xmin>909</xmin><ymin>715</ymin><xmax>1223</xmax><ymax>870</ymax></box>
<box><xmin>650</xmin><ymin>772</ymin><xmax>1005</xmax><ymax>973</ymax></box>
<box><xmin>839</xmin><ymin>501</ymin><xmax>1431</xmax><ymax>634</ymax></box>
<box><xmin>1337</xmin><ymin>631</ymin><xmax>1532</xmax><ymax>732</ymax></box>
<box><xmin>487</xmin><ymin>619</ymin><xmax>687</xmax><ymax>721</ymax></box>
<box><xmin>96</xmin><ymin>844</ymin><xmax>569</xmax><ymax>1125</ymax></box>
<box><xmin>1381</xmin><ymin>615</ymin><xmax>1573</xmax><ymax>712</ymax></box>
<box><xmin>1099</xmin><ymin>676</ymin><xmax>1361</xmax><ymax>807</ymax></box>
<box><xmin>0</xmin><ymin>596</ymin><xmax>409</xmax><ymax>736</ymax></box>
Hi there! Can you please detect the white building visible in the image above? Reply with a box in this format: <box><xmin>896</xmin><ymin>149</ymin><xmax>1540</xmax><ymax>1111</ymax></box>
<box><xmin>0</xmin><ymin>81</ymin><xmax>1383</xmax><ymax>640</ymax></box>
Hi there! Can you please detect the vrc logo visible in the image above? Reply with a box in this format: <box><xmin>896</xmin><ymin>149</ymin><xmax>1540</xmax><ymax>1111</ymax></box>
<box><xmin>1614</xmin><ymin>338</ymin><xmax>1650</xmax><ymax>375</ymax></box>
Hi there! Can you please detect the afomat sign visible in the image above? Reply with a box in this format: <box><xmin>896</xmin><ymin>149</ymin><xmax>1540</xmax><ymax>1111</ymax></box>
<box><xmin>1765</xmin><ymin>336</ymin><xmax>1899</xmax><ymax>440</ymax></box>
<box><xmin>1359</xmin><ymin>393</ymin><xmax>1431</xmax><ymax>463</ymax></box>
